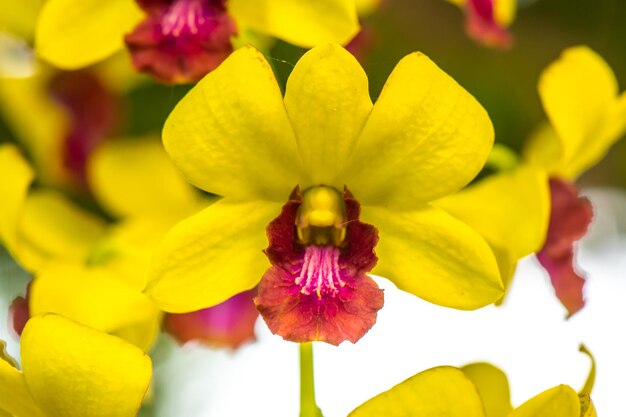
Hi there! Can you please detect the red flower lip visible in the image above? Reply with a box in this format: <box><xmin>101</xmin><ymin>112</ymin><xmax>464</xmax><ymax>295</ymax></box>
<box><xmin>255</xmin><ymin>187</ymin><xmax>384</xmax><ymax>346</ymax></box>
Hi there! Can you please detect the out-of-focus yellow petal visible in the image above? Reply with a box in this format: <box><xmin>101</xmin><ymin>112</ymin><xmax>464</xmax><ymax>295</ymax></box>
<box><xmin>113</xmin><ymin>313</ymin><xmax>162</xmax><ymax>353</ymax></box>
<box><xmin>348</xmin><ymin>366</ymin><xmax>484</xmax><ymax>417</ymax></box>
<box><xmin>343</xmin><ymin>51</ymin><xmax>493</xmax><ymax>208</ymax></box>
<box><xmin>435</xmin><ymin>166</ymin><xmax>550</xmax><ymax>270</ymax></box>
<box><xmin>229</xmin><ymin>0</ymin><xmax>359</xmax><ymax>47</ymax></box>
<box><xmin>0</xmin><ymin>67</ymin><xmax>67</xmax><ymax>185</ymax></box>
<box><xmin>0</xmin><ymin>0</ymin><xmax>44</xmax><ymax>39</ymax></box>
<box><xmin>88</xmin><ymin>138</ymin><xmax>199</xmax><ymax>218</ymax></box>
<box><xmin>14</xmin><ymin>190</ymin><xmax>106</xmax><ymax>271</ymax></box>
<box><xmin>563</xmin><ymin>91</ymin><xmax>626</xmax><ymax>178</ymax></box>
<box><xmin>510</xmin><ymin>385</ymin><xmax>580</xmax><ymax>417</ymax></box>
<box><xmin>523</xmin><ymin>122</ymin><xmax>562</xmax><ymax>174</ymax></box>
<box><xmin>35</xmin><ymin>0</ymin><xmax>143</xmax><ymax>69</ymax></box>
<box><xmin>284</xmin><ymin>44</ymin><xmax>372</xmax><ymax>187</ymax></box>
<box><xmin>0</xmin><ymin>144</ymin><xmax>33</xmax><ymax>250</ymax></box>
<box><xmin>494</xmin><ymin>0</ymin><xmax>517</xmax><ymax>27</ymax></box>
<box><xmin>534</xmin><ymin>46</ymin><xmax>624</xmax><ymax>178</ymax></box>
<box><xmin>30</xmin><ymin>263</ymin><xmax>160</xmax><ymax>334</ymax></box>
<box><xmin>21</xmin><ymin>314</ymin><xmax>152</xmax><ymax>417</ymax></box>
<box><xmin>462</xmin><ymin>363</ymin><xmax>512</xmax><ymax>417</ymax></box>
<box><xmin>147</xmin><ymin>198</ymin><xmax>282</xmax><ymax>313</ymax></box>
<box><xmin>97</xmin><ymin>213</ymin><xmax>196</xmax><ymax>290</ymax></box>
<box><xmin>355</xmin><ymin>0</ymin><xmax>382</xmax><ymax>16</ymax></box>
<box><xmin>163</xmin><ymin>45</ymin><xmax>303</xmax><ymax>201</ymax></box>
<box><xmin>362</xmin><ymin>204</ymin><xmax>503</xmax><ymax>310</ymax></box>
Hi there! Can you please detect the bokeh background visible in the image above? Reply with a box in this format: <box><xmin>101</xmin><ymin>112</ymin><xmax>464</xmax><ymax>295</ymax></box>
<box><xmin>1</xmin><ymin>0</ymin><xmax>625</xmax><ymax>415</ymax></box>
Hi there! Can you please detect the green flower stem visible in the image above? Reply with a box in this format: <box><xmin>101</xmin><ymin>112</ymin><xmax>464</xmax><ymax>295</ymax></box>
<box><xmin>299</xmin><ymin>343</ymin><xmax>323</xmax><ymax>417</ymax></box>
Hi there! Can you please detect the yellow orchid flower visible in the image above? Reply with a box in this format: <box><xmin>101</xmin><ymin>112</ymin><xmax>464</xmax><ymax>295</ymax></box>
<box><xmin>448</xmin><ymin>0</ymin><xmax>516</xmax><ymax>48</ymax></box>
<box><xmin>524</xmin><ymin>46</ymin><xmax>626</xmax><ymax>316</ymax></box>
<box><xmin>0</xmin><ymin>314</ymin><xmax>152</xmax><ymax>417</ymax></box>
<box><xmin>35</xmin><ymin>0</ymin><xmax>360</xmax><ymax>83</ymax></box>
<box><xmin>439</xmin><ymin>46</ymin><xmax>626</xmax><ymax>315</ymax></box>
<box><xmin>146</xmin><ymin>43</ymin><xmax>503</xmax><ymax>346</ymax></box>
<box><xmin>0</xmin><ymin>142</ymin><xmax>160</xmax><ymax>350</ymax></box>
<box><xmin>349</xmin><ymin>346</ymin><xmax>597</xmax><ymax>417</ymax></box>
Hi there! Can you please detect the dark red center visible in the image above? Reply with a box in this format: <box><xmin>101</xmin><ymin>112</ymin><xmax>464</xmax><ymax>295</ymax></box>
<box><xmin>255</xmin><ymin>187</ymin><xmax>384</xmax><ymax>346</ymax></box>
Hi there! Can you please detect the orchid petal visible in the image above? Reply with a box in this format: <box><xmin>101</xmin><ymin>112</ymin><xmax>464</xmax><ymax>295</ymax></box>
<box><xmin>510</xmin><ymin>385</ymin><xmax>580</xmax><ymax>417</ymax></box>
<box><xmin>15</xmin><ymin>189</ymin><xmax>106</xmax><ymax>271</ymax></box>
<box><xmin>30</xmin><ymin>263</ymin><xmax>160</xmax><ymax>335</ymax></box>
<box><xmin>88</xmin><ymin>138</ymin><xmax>199</xmax><ymax>217</ymax></box>
<box><xmin>284</xmin><ymin>44</ymin><xmax>372</xmax><ymax>187</ymax></box>
<box><xmin>343</xmin><ymin>51</ymin><xmax>494</xmax><ymax>208</ymax></box>
<box><xmin>35</xmin><ymin>0</ymin><xmax>144</xmax><ymax>69</ymax></box>
<box><xmin>21</xmin><ymin>314</ymin><xmax>152</xmax><ymax>417</ymax></box>
<box><xmin>147</xmin><ymin>198</ymin><xmax>282</xmax><ymax>312</ymax></box>
<box><xmin>0</xmin><ymin>144</ymin><xmax>33</xmax><ymax>250</ymax></box>
<box><xmin>462</xmin><ymin>363</ymin><xmax>512</xmax><ymax>417</ymax></box>
<box><xmin>0</xmin><ymin>346</ymin><xmax>45</xmax><ymax>417</ymax></box>
<box><xmin>362</xmin><ymin>204</ymin><xmax>503</xmax><ymax>309</ymax></box>
<box><xmin>531</xmin><ymin>46</ymin><xmax>625</xmax><ymax>178</ymax></box>
<box><xmin>229</xmin><ymin>0</ymin><xmax>359</xmax><ymax>47</ymax></box>
<box><xmin>163</xmin><ymin>45</ymin><xmax>304</xmax><ymax>201</ymax></box>
<box><xmin>348</xmin><ymin>366</ymin><xmax>484</xmax><ymax>417</ymax></box>
<box><xmin>435</xmin><ymin>167</ymin><xmax>550</xmax><ymax>289</ymax></box>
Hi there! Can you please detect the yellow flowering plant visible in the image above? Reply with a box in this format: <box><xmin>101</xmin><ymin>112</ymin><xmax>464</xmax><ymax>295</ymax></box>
<box><xmin>147</xmin><ymin>43</ymin><xmax>504</xmax><ymax>346</ymax></box>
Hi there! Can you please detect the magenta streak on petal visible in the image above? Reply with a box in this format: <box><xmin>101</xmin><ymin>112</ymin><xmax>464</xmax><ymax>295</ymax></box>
<box><xmin>296</xmin><ymin>246</ymin><xmax>345</xmax><ymax>297</ymax></box>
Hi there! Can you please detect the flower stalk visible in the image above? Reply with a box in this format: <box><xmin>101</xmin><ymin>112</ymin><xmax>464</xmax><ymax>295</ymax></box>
<box><xmin>299</xmin><ymin>343</ymin><xmax>323</xmax><ymax>417</ymax></box>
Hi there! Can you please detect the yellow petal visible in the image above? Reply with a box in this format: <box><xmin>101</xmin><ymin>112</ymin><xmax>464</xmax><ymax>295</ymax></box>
<box><xmin>510</xmin><ymin>385</ymin><xmax>580</xmax><ymax>417</ymax></box>
<box><xmin>0</xmin><ymin>67</ymin><xmax>67</xmax><ymax>185</ymax></box>
<box><xmin>30</xmin><ymin>263</ymin><xmax>160</xmax><ymax>334</ymax></box>
<box><xmin>0</xmin><ymin>0</ymin><xmax>45</xmax><ymax>39</ymax></box>
<box><xmin>362</xmin><ymin>204</ymin><xmax>503</xmax><ymax>310</ymax></box>
<box><xmin>21</xmin><ymin>314</ymin><xmax>152</xmax><ymax>417</ymax></box>
<box><xmin>284</xmin><ymin>44</ymin><xmax>372</xmax><ymax>187</ymax></box>
<box><xmin>147</xmin><ymin>198</ymin><xmax>282</xmax><ymax>312</ymax></box>
<box><xmin>0</xmin><ymin>144</ymin><xmax>33</xmax><ymax>251</ymax></box>
<box><xmin>435</xmin><ymin>167</ymin><xmax>550</xmax><ymax>266</ymax></box>
<box><xmin>113</xmin><ymin>313</ymin><xmax>163</xmax><ymax>353</ymax></box>
<box><xmin>0</xmin><ymin>347</ymin><xmax>46</xmax><ymax>417</ymax></box>
<box><xmin>163</xmin><ymin>45</ymin><xmax>303</xmax><ymax>201</ymax></box>
<box><xmin>348</xmin><ymin>366</ymin><xmax>484</xmax><ymax>417</ymax></box>
<box><xmin>229</xmin><ymin>0</ymin><xmax>359</xmax><ymax>47</ymax></box>
<box><xmin>343</xmin><ymin>51</ymin><xmax>494</xmax><ymax>208</ymax></box>
<box><xmin>494</xmin><ymin>0</ymin><xmax>517</xmax><ymax>27</ymax></box>
<box><xmin>535</xmin><ymin>46</ymin><xmax>624</xmax><ymax>178</ymax></box>
<box><xmin>35</xmin><ymin>0</ymin><xmax>143</xmax><ymax>69</ymax></box>
<box><xmin>354</xmin><ymin>0</ymin><xmax>382</xmax><ymax>16</ymax></box>
<box><xmin>462</xmin><ymin>363</ymin><xmax>512</xmax><ymax>417</ymax></box>
<box><xmin>88</xmin><ymin>137</ymin><xmax>199</xmax><ymax>218</ymax></box>
<box><xmin>14</xmin><ymin>189</ymin><xmax>106</xmax><ymax>271</ymax></box>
